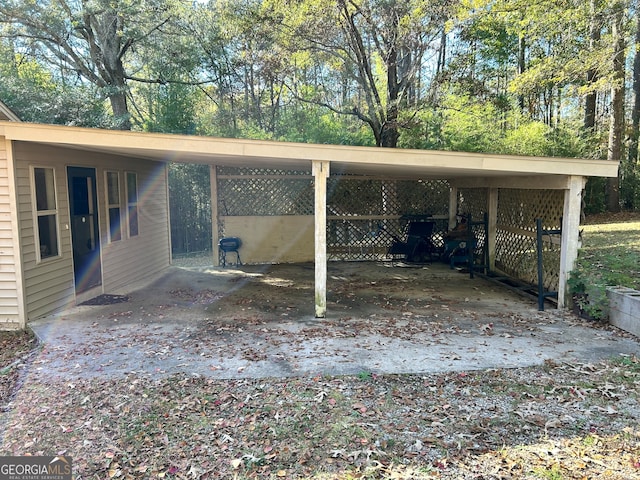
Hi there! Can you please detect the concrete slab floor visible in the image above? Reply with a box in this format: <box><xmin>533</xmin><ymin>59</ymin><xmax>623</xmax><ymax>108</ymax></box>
<box><xmin>28</xmin><ymin>261</ymin><xmax>639</xmax><ymax>381</ymax></box>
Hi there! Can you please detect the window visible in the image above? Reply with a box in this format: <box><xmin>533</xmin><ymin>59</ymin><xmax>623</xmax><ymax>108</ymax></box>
<box><xmin>33</xmin><ymin>167</ymin><xmax>59</xmax><ymax>260</ymax></box>
<box><xmin>126</xmin><ymin>172</ymin><xmax>139</xmax><ymax>237</ymax></box>
<box><xmin>106</xmin><ymin>171</ymin><xmax>121</xmax><ymax>242</ymax></box>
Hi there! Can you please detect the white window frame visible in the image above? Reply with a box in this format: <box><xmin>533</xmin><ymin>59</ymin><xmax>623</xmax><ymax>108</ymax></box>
<box><xmin>105</xmin><ymin>170</ymin><xmax>122</xmax><ymax>243</ymax></box>
<box><xmin>125</xmin><ymin>171</ymin><xmax>139</xmax><ymax>238</ymax></box>
<box><xmin>30</xmin><ymin>165</ymin><xmax>61</xmax><ymax>263</ymax></box>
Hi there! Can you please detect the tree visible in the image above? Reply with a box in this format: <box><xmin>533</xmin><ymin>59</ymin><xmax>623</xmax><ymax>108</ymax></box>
<box><xmin>0</xmin><ymin>36</ymin><xmax>111</xmax><ymax>126</ymax></box>
<box><xmin>266</xmin><ymin>0</ymin><xmax>453</xmax><ymax>147</ymax></box>
<box><xmin>624</xmin><ymin>0</ymin><xmax>640</xmax><ymax>208</ymax></box>
<box><xmin>0</xmin><ymin>0</ymin><xmax>178</xmax><ymax>129</ymax></box>
<box><xmin>606</xmin><ymin>0</ymin><xmax>626</xmax><ymax>212</ymax></box>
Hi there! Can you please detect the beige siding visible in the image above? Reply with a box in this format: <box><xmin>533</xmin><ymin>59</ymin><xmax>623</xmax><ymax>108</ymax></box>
<box><xmin>13</xmin><ymin>142</ymin><xmax>170</xmax><ymax>321</ymax></box>
<box><xmin>100</xmin><ymin>160</ymin><xmax>170</xmax><ymax>292</ymax></box>
<box><xmin>0</xmin><ymin>137</ymin><xmax>23</xmax><ymax>329</ymax></box>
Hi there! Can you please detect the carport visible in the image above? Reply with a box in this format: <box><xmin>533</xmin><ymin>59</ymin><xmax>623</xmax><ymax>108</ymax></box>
<box><xmin>0</xmin><ymin>121</ymin><xmax>618</xmax><ymax>328</ymax></box>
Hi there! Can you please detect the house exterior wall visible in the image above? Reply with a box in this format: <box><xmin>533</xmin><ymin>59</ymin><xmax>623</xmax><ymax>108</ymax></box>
<box><xmin>0</xmin><ymin>137</ymin><xmax>24</xmax><ymax>329</ymax></box>
<box><xmin>13</xmin><ymin>142</ymin><xmax>170</xmax><ymax>321</ymax></box>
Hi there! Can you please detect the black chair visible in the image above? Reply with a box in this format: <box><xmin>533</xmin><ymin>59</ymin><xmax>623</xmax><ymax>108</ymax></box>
<box><xmin>388</xmin><ymin>221</ymin><xmax>435</xmax><ymax>263</ymax></box>
<box><xmin>218</xmin><ymin>237</ymin><xmax>242</xmax><ymax>267</ymax></box>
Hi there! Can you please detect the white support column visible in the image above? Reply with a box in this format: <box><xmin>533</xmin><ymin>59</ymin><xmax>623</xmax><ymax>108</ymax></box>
<box><xmin>487</xmin><ymin>188</ymin><xmax>499</xmax><ymax>271</ymax></box>
<box><xmin>558</xmin><ymin>175</ymin><xmax>587</xmax><ymax>308</ymax></box>
<box><xmin>313</xmin><ymin>160</ymin><xmax>330</xmax><ymax>318</ymax></box>
<box><xmin>448</xmin><ymin>185</ymin><xmax>458</xmax><ymax>230</ymax></box>
<box><xmin>210</xmin><ymin>165</ymin><xmax>220</xmax><ymax>267</ymax></box>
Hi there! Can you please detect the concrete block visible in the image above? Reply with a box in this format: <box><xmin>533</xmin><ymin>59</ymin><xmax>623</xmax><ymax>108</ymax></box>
<box><xmin>607</xmin><ymin>286</ymin><xmax>640</xmax><ymax>337</ymax></box>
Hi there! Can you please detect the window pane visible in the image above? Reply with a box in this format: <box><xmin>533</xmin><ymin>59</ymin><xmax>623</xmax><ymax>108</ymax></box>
<box><xmin>128</xmin><ymin>205</ymin><xmax>139</xmax><ymax>237</ymax></box>
<box><xmin>71</xmin><ymin>177</ymin><xmax>90</xmax><ymax>215</ymax></box>
<box><xmin>38</xmin><ymin>214</ymin><xmax>58</xmax><ymax>258</ymax></box>
<box><xmin>34</xmin><ymin>167</ymin><xmax>56</xmax><ymax>211</ymax></box>
<box><xmin>127</xmin><ymin>172</ymin><xmax>138</xmax><ymax>204</ymax></box>
<box><xmin>109</xmin><ymin>207</ymin><xmax>122</xmax><ymax>241</ymax></box>
<box><xmin>107</xmin><ymin>172</ymin><xmax>120</xmax><ymax>205</ymax></box>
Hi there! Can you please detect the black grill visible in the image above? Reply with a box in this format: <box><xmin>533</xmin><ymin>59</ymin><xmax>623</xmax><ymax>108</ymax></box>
<box><xmin>218</xmin><ymin>237</ymin><xmax>242</xmax><ymax>267</ymax></box>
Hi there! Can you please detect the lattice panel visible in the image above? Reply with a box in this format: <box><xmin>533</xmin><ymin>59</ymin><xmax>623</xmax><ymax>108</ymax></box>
<box><xmin>495</xmin><ymin>189</ymin><xmax>564</xmax><ymax>291</ymax></box>
<box><xmin>497</xmin><ymin>189</ymin><xmax>563</xmax><ymax>231</ymax></box>
<box><xmin>217</xmin><ymin>168</ymin><xmax>314</xmax><ymax>216</ymax></box>
<box><xmin>216</xmin><ymin>167</ymin><xmax>451</xmax><ymax>261</ymax></box>
<box><xmin>396</xmin><ymin>180</ymin><xmax>450</xmax><ymax>216</ymax></box>
<box><xmin>326</xmin><ymin>178</ymin><xmax>449</xmax><ymax>216</ymax></box>
<box><xmin>327</xmin><ymin>216</ymin><xmax>450</xmax><ymax>260</ymax></box>
<box><xmin>328</xmin><ymin>178</ymin><xmax>387</xmax><ymax>215</ymax></box>
<box><xmin>217</xmin><ymin>166</ymin><xmax>311</xmax><ymax>176</ymax></box>
<box><xmin>458</xmin><ymin>188</ymin><xmax>487</xmax><ymax>220</ymax></box>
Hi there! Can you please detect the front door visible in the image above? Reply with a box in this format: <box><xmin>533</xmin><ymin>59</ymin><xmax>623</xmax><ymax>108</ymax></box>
<box><xmin>67</xmin><ymin>167</ymin><xmax>102</xmax><ymax>293</ymax></box>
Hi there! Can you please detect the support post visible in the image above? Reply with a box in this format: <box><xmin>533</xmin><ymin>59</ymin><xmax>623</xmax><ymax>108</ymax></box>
<box><xmin>558</xmin><ymin>176</ymin><xmax>586</xmax><ymax>308</ymax></box>
<box><xmin>210</xmin><ymin>165</ymin><xmax>220</xmax><ymax>267</ymax></box>
<box><xmin>487</xmin><ymin>188</ymin><xmax>498</xmax><ymax>272</ymax></box>
<box><xmin>313</xmin><ymin>160</ymin><xmax>330</xmax><ymax>318</ymax></box>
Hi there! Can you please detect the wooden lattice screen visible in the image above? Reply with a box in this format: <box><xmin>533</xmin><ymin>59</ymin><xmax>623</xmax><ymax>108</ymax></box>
<box><xmin>457</xmin><ymin>188</ymin><xmax>489</xmax><ymax>265</ymax></box>
<box><xmin>216</xmin><ymin>168</ymin><xmax>566</xmax><ymax>287</ymax></box>
<box><xmin>327</xmin><ymin>178</ymin><xmax>450</xmax><ymax>259</ymax></box>
<box><xmin>496</xmin><ymin>189</ymin><xmax>564</xmax><ymax>291</ymax></box>
<box><xmin>216</xmin><ymin>167</ymin><xmax>450</xmax><ymax>260</ymax></box>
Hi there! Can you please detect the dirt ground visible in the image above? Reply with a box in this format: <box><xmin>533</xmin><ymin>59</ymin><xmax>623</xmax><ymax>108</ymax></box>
<box><xmin>27</xmin><ymin>260</ymin><xmax>639</xmax><ymax>381</ymax></box>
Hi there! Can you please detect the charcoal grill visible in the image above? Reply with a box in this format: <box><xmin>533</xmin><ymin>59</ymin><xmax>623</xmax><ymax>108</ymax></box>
<box><xmin>218</xmin><ymin>237</ymin><xmax>242</xmax><ymax>267</ymax></box>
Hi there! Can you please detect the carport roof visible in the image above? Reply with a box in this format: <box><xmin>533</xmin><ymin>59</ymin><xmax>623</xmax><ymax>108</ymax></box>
<box><xmin>0</xmin><ymin>121</ymin><xmax>618</xmax><ymax>179</ymax></box>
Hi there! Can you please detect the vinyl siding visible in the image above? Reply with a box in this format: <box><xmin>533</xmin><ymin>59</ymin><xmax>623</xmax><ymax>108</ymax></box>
<box><xmin>0</xmin><ymin>138</ymin><xmax>23</xmax><ymax>329</ymax></box>
<box><xmin>100</xmin><ymin>160</ymin><xmax>170</xmax><ymax>292</ymax></box>
<box><xmin>14</xmin><ymin>142</ymin><xmax>170</xmax><ymax>321</ymax></box>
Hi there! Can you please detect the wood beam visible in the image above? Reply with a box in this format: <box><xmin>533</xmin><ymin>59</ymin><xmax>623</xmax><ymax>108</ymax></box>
<box><xmin>451</xmin><ymin>175</ymin><xmax>572</xmax><ymax>190</ymax></box>
<box><xmin>558</xmin><ymin>176</ymin><xmax>587</xmax><ymax>308</ymax></box>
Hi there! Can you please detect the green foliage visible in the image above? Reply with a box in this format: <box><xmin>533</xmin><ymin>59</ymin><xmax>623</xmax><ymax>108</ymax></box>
<box><xmin>0</xmin><ymin>41</ymin><xmax>112</xmax><ymax>126</ymax></box>
<box><xmin>569</xmin><ymin>219</ymin><xmax>640</xmax><ymax>320</ymax></box>
<box><xmin>168</xmin><ymin>163</ymin><xmax>212</xmax><ymax>255</ymax></box>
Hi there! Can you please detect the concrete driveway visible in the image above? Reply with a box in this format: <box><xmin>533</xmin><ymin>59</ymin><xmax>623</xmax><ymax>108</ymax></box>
<box><xmin>28</xmin><ymin>261</ymin><xmax>639</xmax><ymax>380</ymax></box>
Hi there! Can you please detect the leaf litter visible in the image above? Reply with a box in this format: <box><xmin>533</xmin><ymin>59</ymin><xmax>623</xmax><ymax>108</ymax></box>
<box><xmin>2</xmin><ymin>356</ymin><xmax>639</xmax><ymax>479</ymax></box>
<box><xmin>3</xmin><ymin>261</ymin><xmax>640</xmax><ymax>478</ymax></box>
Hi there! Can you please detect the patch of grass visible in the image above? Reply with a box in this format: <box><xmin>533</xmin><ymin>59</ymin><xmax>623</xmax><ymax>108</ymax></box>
<box><xmin>570</xmin><ymin>219</ymin><xmax>640</xmax><ymax>320</ymax></box>
<box><xmin>532</xmin><ymin>463</ymin><xmax>564</xmax><ymax>479</ymax></box>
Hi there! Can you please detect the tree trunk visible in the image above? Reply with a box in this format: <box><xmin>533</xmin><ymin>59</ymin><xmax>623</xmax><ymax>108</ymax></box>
<box><xmin>518</xmin><ymin>34</ymin><xmax>526</xmax><ymax>113</ymax></box>
<box><xmin>606</xmin><ymin>2</ymin><xmax>625</xmax><ymax>212</ymax></box>
<box><xmin>383</xmin><ymin>39</ymin><xmax>400</xmax><ymax>148</ymax></box>
<box><xmin>108</xmin><ymin>89</ymin><xmax>131</xmax><ymax>130</ymax></box>
<box><xmin>92</xmin><ymin>10</ymin><xmax>132</xmax><ymax>130</ymax></box>
<box><xmin>625</xmin><ymin>4</ymin><xmax>640</xmax><ymax>208</ymax></box>
<box><xmin>584</xmin><ymin>0</ymin><xmax>601</xmax><ymax>132</ymax></box>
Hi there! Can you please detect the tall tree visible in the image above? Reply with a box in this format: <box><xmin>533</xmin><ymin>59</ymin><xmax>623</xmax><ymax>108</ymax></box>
<box><xmin>606</xmin><ymin>0</ymin><xmax>625</xmax><ymax>212</ymax></box>
<box><xmin>584</xmin><ymin>0</ymin><xmax>602</xmax><ymax>132</ymax></box>
<box><xmin>0</xmin><ymin>0</ymin><xmax>177</xmax><ymax>129</ymax></box>
<box><xmin>625</xmin><ymin>0</ymin><xmax>640</xmax><ymax>208</ymax></box>
<box><xmin>266</xmin><ymin>0</ymin><xmax>453</xmax><ymax>147</ymax></box>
